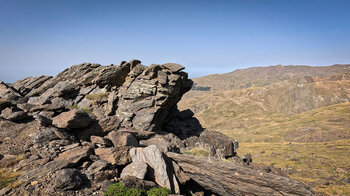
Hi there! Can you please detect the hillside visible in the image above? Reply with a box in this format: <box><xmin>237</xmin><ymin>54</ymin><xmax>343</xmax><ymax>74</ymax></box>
<box><xmin>179</xmin><ymin>66</ymin><xmax>350</xmax><ymax>195</ymax></box>
<box><xmin>179</xmin><ymin>72</ymin><xmax>350</xmax><ymax>141</ymax></box>
<box><xmin>185</xmin><ymin>64</ymin><xmax>350</xmax><ymax>99</ymax></box>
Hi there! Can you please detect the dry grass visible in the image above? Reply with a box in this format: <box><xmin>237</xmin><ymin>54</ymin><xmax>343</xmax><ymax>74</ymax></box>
<box><xmin>182</xmin><ymin>148</ymin><xmax>209</xmax><ymax>157</ymax></box>
<box><xmin>85</xmin><ymin>92</ymin><xmax>110</xmax><ymax>104</ymax></box>
<box><xmin>0</xmin><ymin>168</ymin><xmax>22</xmax><ymax>189</ymax></box>
<box><xmin>237</xmin><ymin>140</ymin><xmax>350</xmax><ymax>195</ymax></box>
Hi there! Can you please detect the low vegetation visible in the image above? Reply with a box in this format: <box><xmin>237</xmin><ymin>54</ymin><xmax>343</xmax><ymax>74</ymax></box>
<box><xmin>104</xmin><ymin>181</ymin><xmax>171</xmax><ymax>196</ymax></box>
<box><xmin>86</xmin><ymin>92</ymin><xmax>110</xmax><ymax>104</ymax></box>
<box><xmin>0</xmin><ymin>168</ymin><xmax>21</xmax><ymax>189</ymax></box>
<box><xmin>237</xmin><ymin>140</ymin><xmax>350</xmax><ymax>195</ymax></box>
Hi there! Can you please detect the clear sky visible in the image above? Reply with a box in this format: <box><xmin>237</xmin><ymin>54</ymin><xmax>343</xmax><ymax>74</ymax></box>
<box><xmin>1</xmin><ymin>0</ymin><xmax>350</xmax><ymax>82</ymax></box>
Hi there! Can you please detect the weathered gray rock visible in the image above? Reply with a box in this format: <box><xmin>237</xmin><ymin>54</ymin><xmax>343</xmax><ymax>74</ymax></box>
<box><xmin>33</xmin><ymin>128</ymin><xmax>59</xmax><ymax>143</ymax></box>
<box><xmin>0</xmin><ymin>81</ymin><xmax>23</xmax><ymax>103</ymax></box>
<box><xmin>107</xmin><ymin>131</ymin><xmax>138</xmax><ymax>147</ymax></box>
<box><xmin>167</xmin><ymin>152</ymin><xmax>314</xmax><ymax>196</ymax></box>
<box><xmin>33</xmin><ymin>114</ymin><xmax>52</xmax><ymax>127</ymax></box>
<box><xmin>11</xmin><ymin>75</ymin><xmax>52</xmax><ymax>96</ymax></box>
<box><xmin>51</xmin><ymin>127</ymin><xmax>77</xmax><ymax>141</ymax></box>
<box><xmin>53</xmin><ymin>168</ymin><xmax>83</xmax><ymax>191</ymax></box>
<box><xmin>130</xmin><ymin>145</ymin><xmax>180</xmax><ymax>193</ymax></box>
<box><xmin>95</xmin><ymin>146</ymin><xmax>131</xmax><ymax>166</ymax></box>
<box><xmin>115</xmin><ymin>62</ymin><xmax>192</xmax><ymax>131</ymax></box>
<box><xmin>161</xmin><ymin>63</ymin><xmax>185</xmax><ymax>73</ymax></box>
<box><xmin>184</xmin><ymin>130</ymin><xmax>238</xmax><ymax>158</ymax></box>
<box><xmin>121</xmin><ymin>161</ymin><xmax>148</xmax><ymax>179</ymax></box>
<box><xmin>0</xmin><ymin>107</ymin><xmax>28</xmax><ymax>122</ymax></box>
<box><xmin>87</xmin><ymin>159</ymin><xmax>109</xmax><ymax>174</ymax></box>
<box><xmin>52</xmin><ymin>109</ymin><xmax>92</xmax><ymax>129</ymax></box>
<box><xmin>55</xmin><ymin>146</ymin><xmax>93</xmax><ymax>167</ymax></box>
<box><xmin>118</xmin><ymin>128</ymin><xmax>156</xmax><ymax>140</ymax></box>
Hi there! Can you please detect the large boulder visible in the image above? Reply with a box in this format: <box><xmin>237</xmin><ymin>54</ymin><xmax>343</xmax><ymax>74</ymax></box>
<box><xmin>52</xmin><ymin>168</ymin><xmax>83</xmax><ymax>191</ymax></box>
<box><xmin>130</xmin><ymin>145</ymin><xmax>180</xmax><ymax>193</ymax></box>
<box><xmin>184</xmin><ymin>130</ymin><xmax>239</xmax><ymax>158</ymax></box>
<box><xmin>167</xmin><ymin>152</ymin><xmax>314</xmax><ymax>196</ymax></box>
<box><xmin>52</xmin><ymin>109</ymin><xmax>93</xmax><ymax>129</ymax></box>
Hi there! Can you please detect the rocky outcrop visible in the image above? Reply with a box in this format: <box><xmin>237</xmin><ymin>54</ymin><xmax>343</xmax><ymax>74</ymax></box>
<box><xmin>0</xmin><ymin>60</ymin><xmax>314</xmax><ymax>196</ymax></box>
<box><xmin>115</xmin><ymin>63</ymin><xmax>192</xmax><ymax>131</ymax></box>
<box><xmin>167</xmin><ymin>152</ymin><xmax>314</xmax><ymax>196</ymax></box>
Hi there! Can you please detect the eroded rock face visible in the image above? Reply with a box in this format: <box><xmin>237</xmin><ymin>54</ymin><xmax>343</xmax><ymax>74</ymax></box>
<box><xmin>115</xmin><ymin>63</ymin><xmax>193</xmax><ymax>131</ymax></box>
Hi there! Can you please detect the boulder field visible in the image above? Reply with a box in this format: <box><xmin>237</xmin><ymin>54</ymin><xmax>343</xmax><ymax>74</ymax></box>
<box><xmin>0</xmin><ymin>60</ymin><xmax>314</xmax><ymax>195</ymax></box>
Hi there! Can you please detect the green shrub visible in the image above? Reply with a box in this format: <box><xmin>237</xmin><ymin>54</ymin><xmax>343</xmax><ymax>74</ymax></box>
<box><xmin>68</xmin><ymin>104</ymin><xmax>78</xmax><ymax>109</ymax></box>
<box><xmin>104</xmin><ymin>181</ymin><xmax>171</xmax><ymax>196</ymax></box>
<box><xmin>104</xmin><ymin>182</ymin><xmax>142</xmax><ymax>196</ymax></box>
<box><xmin>81</xmin><ymin>108</ymin><xmax>92</xmax><ymax>113</ymax></box>
<box><xmin>146</xmin><ymin>187</ymin><xmax>171</xmax><ymax>196</ymax></box>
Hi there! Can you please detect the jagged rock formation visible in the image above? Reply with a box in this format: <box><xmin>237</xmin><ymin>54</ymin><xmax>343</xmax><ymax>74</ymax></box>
<box><xmin>0</xmin><ymin>60</ymin><xmax>314</xmax><ymax>196</ymax></box>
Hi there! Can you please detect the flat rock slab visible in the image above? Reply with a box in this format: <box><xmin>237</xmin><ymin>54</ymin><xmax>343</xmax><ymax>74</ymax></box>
<box><xmin>52</xmin><ymin>109</ymin><xmax>92</xmax><ymax>129</ymax></box>
<box><xmin>166</xmin><ymin>152</ymin><xmax>314</xmax><ymax>196</ymax></box>
<box><xmin>55</xmin><ymin>146</ymin><xmax>93</xmax><ymax>167</ymax></box>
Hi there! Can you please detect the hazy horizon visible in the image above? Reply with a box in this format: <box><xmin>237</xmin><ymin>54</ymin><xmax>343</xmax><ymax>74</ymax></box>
<box><xmin>1</xmin><ymin>0</ymin><xmax>350</xmax><ymax>82</ymax></box>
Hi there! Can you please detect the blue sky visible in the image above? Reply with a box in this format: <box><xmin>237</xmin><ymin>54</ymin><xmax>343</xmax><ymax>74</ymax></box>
<box><xmin>1</xmin><ymin>0</ymin><xmax>350</xmax><ymax>82</ymax></box>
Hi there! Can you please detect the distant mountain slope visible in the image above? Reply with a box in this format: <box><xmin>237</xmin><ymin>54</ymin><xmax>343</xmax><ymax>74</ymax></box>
<box><xmin>179</xmin><ymin>71</ymin><xmax>350</xmax><ymax>142</ymax></box>
<box><xmin>186</xmin><ymin>64</ymin><xmax>350</xmax><ymax>97</ymax></box>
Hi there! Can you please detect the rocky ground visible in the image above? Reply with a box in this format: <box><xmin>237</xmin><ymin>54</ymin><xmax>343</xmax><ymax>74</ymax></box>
<box><xmin>0</xmin><ymin>60</ymin><xmax>314</xmax><ymax>195</ymax></box>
